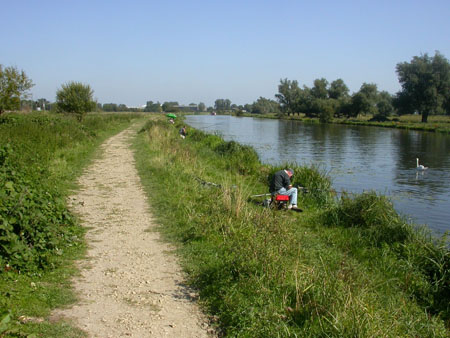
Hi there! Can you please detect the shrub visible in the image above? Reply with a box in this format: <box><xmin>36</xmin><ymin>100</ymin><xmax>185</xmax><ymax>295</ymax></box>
<box><xmin>324</xmin><ymin>191</ymin><xmax>412</xmax><ymax>245</ymax></box>
<box><xmin>214</xmin><ymin>140</ymin><xmax>260</xmax><ymax>175</ymax></box>
<box><xmin>56</xmin><ymin>82</ymin><xmax>96</xmax><ymax>121</ymax></box>
<box><xmin>0</xmin><ymin>144</ymin><xmax>81</xmax><ymax>271</ymax></box>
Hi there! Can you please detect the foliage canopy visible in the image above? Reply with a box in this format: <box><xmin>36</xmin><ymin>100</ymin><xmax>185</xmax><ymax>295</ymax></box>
<box><xmin>0</xmin><ymin>65</ymin><xmax>34</xmax><ymax>114</ymax></box>
<box><xmin>56</xmin><ymin>81</ymin><xmax>96</xmax><ymax>121</ymax></box>
<box><xmin>396</xmin><ymin>51</ymin><xmax>450</xmax><ymax>122</ymax></box>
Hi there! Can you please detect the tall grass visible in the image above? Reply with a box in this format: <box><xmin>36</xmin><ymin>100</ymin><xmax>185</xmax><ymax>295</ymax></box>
<box><xmin>134</xmin><ymin>115</ymin><xmax>449</xmax><ymax>336</ymax></box>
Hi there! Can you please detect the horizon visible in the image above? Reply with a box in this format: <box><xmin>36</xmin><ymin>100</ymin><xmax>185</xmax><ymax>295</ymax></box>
<box><xmin>2</xmin><ymin>0</ymin><xmax>449</xmax><ymax>107</ymax></box>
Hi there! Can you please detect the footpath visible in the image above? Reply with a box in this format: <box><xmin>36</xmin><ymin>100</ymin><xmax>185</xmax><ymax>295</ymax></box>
<box><xmin>52</xmin><ymin>124</ymin><xmax>213</xmax><ymax>337</ymax></box>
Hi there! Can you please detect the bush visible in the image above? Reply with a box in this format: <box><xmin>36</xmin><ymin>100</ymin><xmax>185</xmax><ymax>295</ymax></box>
<box><xmin>56</xmin><ymin>82</ymin><xmax>96</xmax><ymax>121</ymax></box>
<box><xmin>369</xmin><ymin>114</ymin><xmax>390</xmax><ymax>122</ymax></box>
<box><xmin>214</xmin><ymin>140</ymin><xmax>260</xmax><ymax>175</ymax></box>
<box><xmin>0</xmin><ymin>113</ymin><xmax>141</xmax><ymax>272</ymax></box>
<box><xmin>0</xmin><ymin>144</ymin><xmax>81</xmax><ymax>271</ymax></box>
<box><xmin>324</xmin><ymin>191</ymin><xmax>412</xmax><ymax>245</ymax></box>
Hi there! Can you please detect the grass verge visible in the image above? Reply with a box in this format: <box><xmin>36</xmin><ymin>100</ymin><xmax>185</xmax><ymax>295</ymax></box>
<box><xmin>134</xmin><ymin>115</ymin><xmax>449</xmax><ymax>336</ymax></box>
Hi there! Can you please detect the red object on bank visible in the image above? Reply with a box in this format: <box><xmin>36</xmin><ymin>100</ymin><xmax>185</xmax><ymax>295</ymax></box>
<box><xmin>275</xmin><ymin>195</ymin><xmax>290</xmax><ymax>201</ymax></box>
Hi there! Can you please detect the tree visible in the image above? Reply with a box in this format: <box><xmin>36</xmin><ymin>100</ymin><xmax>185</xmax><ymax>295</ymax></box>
<box><xmin>103</xmin><ymin>103</ymin><xmax>118</xmax><ymax>112</ymax></box>
<box><xmin>56</xmin><ymin>81</ymin><xmax>96</xmax><ymax>121</ymax></box>
<box><xmin>144</xmin><ymin>101</ymin><xmax>162</xmax><ymax>112</ymax></box>
<box><xmin>318</xmin><ymin>99</ymin><xmax>336</xmax><ymax>123</ymax></box>
<box><xmin>118</xmin><ymin>104</ymin><xmax>128</xmax><ymax>111</ymax></box>
<box><xmin>375</xmin><ymin>91</ymin><xmax>394</xmax><ymax>118</ymax></box>
<box><xmin>275</xmin><ymin>78</ymin><xmax>301</xmax><ymax>116</ymax></box>
<box><xmin>251</xmin><ymin>97</ymin><xmax>280</xmax><ymax>114</ymax></box>
<box><xmin>346</xmin><ymin>83</ymin><xmax>378</xmax><ymax>117</ymax></box>
<box><xmin>311</xmin><ymin>78</ymin><xmax>329</xmax><ymax>99</ymax></box>
<box><xmin>0</xmin><ymin>65</ymin><xmax>34</xmax><ymax>114</ymax></box>
<box><xmin>36</xmin><ymin>98</ymin><xmax>50</xmax><ymax>111</ymax></box>
<box><xmin>214</xmin><ymin>99</ymin><xmax>231</xmax><ymax>111</ymax></box>
<box><xmin>198</xmin><ymin>102</ymin><xmax>206</xmax><ymax>112</ymax></box>
<box><xmin>328</xmin><ymin>79</ymin><xmax>349</xmax><ymax>100</ymax></box>
<box><xmin>162</xmin><ymin>101</ymin><xmax>179</xmax><ymax>112</ymax></box>
<box><xmin>396</xmin><ymin>51</ymin><xmax>450</xmax><ymax>122</ymax></box>
<box><xmin>244</xmin><ymin>103</ymin><xmax>253</xmax><ymax>113</ymax></box>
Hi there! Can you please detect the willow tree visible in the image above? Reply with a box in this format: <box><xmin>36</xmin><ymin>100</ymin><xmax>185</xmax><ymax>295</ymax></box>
<box><xmin>275</xmin><ymin>78</ymin><xmax>302</xmax><ymax>116</ymax></box>
<box><xmin>396</xmin><ymin>51</ymin><xmax>450</xmax><ymax>122</ymax></box>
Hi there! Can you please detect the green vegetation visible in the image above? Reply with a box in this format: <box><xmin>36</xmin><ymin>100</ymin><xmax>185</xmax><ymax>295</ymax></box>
<box><xmin>56</xmin><ymin>82</ymin><xmax>97</xmax><ymax>121</ymax></box>
<box><xmin>237</xmin><ymin>111</ymin><xmax>450</xmax><ymax>134</ymax></box>
<box><xmin>334</xmin><ymin>114</ymin><xmax>450</xmax><ymax>133</ymax></box>
<box><xmin>134</xmin><ymin>116</ymin><xmax>449</xmax><ymax>336</ymax></box>
<box><xmin>0</xmin><ymin>65</ymin><xmax>34</xmax><ymax>114</ymax></box>
<box><xmin>237</xmin><ymin>51</ymin><xmax>450</xmax><ymax>125</ymax></box>
<box><xmin>396</xmin><ymin>51</ymin><xmax>450</xmax><ymax>123</ymax></box>
<box><xmin>0</xmin><ymin>112</ymin><xmax>143</xmax><ymax>336</ymax></box>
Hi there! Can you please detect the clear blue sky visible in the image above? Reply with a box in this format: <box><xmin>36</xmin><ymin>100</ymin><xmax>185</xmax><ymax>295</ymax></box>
<box><xmin>2</xmin><ymin>0</ymin><xmax>449</xmax><ymax>107</ymax></box>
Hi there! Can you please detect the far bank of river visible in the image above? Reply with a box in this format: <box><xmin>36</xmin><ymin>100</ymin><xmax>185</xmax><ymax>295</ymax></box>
<box><xmin>186</xmin><ymin>114</ymin><xmax>450</xmax><ymax>236</ymax></box>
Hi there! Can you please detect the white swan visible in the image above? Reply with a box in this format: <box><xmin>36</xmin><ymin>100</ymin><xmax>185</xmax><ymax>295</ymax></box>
<box><xmin>416</xmin><ymin>158</ymin><xmax>428</xmax><ymax>170</ymax></box>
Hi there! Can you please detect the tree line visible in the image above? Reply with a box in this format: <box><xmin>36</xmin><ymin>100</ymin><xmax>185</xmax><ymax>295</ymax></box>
<box><xmin>1</xmin><ymin>51</ymin><xmax>449</xmax><ymax>122</ymax></box>
<box><xmin>272</xmin><ymin>51</ymin><xmax>450</xmax><ymax>123</ymax></box>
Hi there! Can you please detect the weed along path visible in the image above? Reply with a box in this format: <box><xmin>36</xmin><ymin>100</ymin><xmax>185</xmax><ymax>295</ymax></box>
<box><xmin>53</xmin><ymin>124</ymin><xmax>212</xmax><ymax>337</ymax></box>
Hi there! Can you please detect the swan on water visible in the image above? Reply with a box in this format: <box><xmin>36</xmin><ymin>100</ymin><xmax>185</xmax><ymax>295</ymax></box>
<box><xmin>416</xmin><ymin>158</ymin><xmax>428</xmax><ymax>170</ymax></box>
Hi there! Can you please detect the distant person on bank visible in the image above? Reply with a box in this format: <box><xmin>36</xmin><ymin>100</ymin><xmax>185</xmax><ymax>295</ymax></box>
<box><xmin>269</xmin><ymin>168</ymin><xmax>298</xmax><ymax>209</ymax></box>
<box><xmin>179</xmin><ymin>126</ymin><xmax>187</xmax><ymax>139</ymax></box>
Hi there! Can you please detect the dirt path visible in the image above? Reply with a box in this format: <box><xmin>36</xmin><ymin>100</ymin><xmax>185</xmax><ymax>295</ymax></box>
<box><xmin>53</xmin><ymin>124</ymin><xmax>213</xmax><ymax>337</ymax></box>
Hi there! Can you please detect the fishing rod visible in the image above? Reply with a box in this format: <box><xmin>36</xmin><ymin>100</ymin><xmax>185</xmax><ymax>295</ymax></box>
<box><xmin>250</xmin><ymin>187</ymin><xmax>309</xmax><ymax>198</ymax></box>
<box><xmin>250</xmin><ymin>187</ymin><xmax>358</xmax><ymax>198</ymax></box>
<box><xmin>194</xmin><ymin>176</ymin><xmax>356</xmax><ymax>197</ymax></box>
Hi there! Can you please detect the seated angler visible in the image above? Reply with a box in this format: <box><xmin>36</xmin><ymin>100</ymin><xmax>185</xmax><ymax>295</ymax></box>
<box><xmin>269</xmin><ymin>168</ymin><xmax>298</xmax><ymax>210</ymax></box>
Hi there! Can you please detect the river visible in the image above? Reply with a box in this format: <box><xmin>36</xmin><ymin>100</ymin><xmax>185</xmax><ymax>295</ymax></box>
<box><xmin>185</xmin><ymin>115</ymin><xmax>450</xmax><ymax>236</ymax></box>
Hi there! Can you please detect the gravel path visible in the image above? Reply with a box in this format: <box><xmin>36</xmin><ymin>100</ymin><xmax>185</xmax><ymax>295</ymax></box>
<box><xmin>53</xmin><ymin>124</ymin><xmax>213</xmax><ymax>337</ymax></box>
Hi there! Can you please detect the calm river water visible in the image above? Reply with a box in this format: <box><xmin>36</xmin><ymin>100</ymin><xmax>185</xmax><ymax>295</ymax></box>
<box><xmin>185</xmin><ymin>115</ymin><xmax>450</xmax><ymax>236</ymax></box>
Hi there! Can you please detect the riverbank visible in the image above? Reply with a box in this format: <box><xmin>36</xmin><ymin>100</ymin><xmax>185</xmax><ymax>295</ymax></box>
<box><xmin>134</xmin><ymin>115</ymin><xmax>449</xmax><ymax>336</ymax></box>
<box><xmin>234</xmin><ymin>112</ymin><xmax>450</xmax><ymax>133</ymax></box>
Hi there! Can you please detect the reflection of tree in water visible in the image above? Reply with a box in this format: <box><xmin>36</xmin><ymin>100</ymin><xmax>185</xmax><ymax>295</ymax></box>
<box><xmin>276</xmin><ymin>121</ymin><xmax>348</xmax><ymax>165</ymax></box>
<box><xmin>276</xmin><ymin>121</ymin><xmax>394</xmax><ymax>171</ymax></box>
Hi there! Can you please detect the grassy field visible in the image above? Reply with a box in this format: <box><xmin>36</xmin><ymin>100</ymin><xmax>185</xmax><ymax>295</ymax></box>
<box><xmin>134</xmin><ymin>115</ymin><xmax>449</xmax><ymax>336</ymax></box>
<box><xmin>0</xmin><ymin>112</ymin><xmax>144</xmax><ymax>336</ymax></box>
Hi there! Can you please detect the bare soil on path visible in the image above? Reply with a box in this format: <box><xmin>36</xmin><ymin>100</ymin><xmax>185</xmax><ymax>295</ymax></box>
<box><xmin>53</xmin><ymin>124</ymin><xmax>213</xmax><ymax>337</ymax></box>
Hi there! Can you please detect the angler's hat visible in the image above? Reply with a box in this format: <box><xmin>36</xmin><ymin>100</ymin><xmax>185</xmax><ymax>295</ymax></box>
<box><xmin>287</xmin><ymin>168</ymin><xmax>294</xmax><ymax>175</ymax></box>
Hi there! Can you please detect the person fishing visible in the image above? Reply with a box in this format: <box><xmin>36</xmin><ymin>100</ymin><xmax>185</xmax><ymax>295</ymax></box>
<box><xmin>179</xmin><ymin>125</ymin><xmax>187</xmax><ymax>139</ymax></box>
<box><xmin>269</xmin><ymin>168</ymin><xmax>298</xmax><ymax>210</ymax></box>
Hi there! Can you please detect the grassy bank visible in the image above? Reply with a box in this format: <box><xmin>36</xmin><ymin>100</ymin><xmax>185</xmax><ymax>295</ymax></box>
<box><xmin>334</xmin><ymin>114</ymin><xmax>450</xmax><ymax>133</ymax></box>
<box><xmin>0</xmin><ymin>112</ymin><xmax>144</xmax><ymax>336</ymax></box>
<box><xmin>134</xmin><ymin>115</ymin><xmax>449</xmax><ymax>336</ymax></box>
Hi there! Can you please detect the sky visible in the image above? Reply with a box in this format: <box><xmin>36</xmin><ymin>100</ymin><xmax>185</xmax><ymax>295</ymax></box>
<box><xmin>1</xmin><ymin>0</ymin><xmax>450</xmax><ymax>107</ymax></box>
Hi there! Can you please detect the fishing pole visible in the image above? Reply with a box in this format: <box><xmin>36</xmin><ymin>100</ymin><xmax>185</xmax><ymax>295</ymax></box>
<box><xmin>250</xmin><ymin>187</ymin><xmax>358</xmax><ymax>198</ymax></box>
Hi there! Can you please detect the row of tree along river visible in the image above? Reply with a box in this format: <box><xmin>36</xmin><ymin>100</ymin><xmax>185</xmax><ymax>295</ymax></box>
<box><xmin>186</xmin><ymin>115</ymin><xmax>450</xmax><ymax>236</ymax></box>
